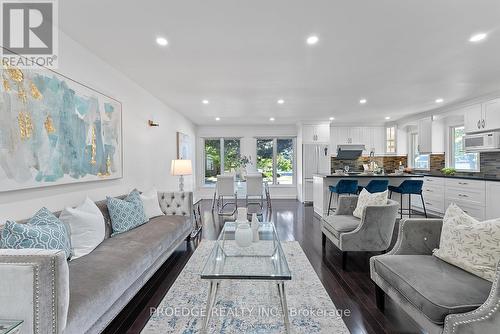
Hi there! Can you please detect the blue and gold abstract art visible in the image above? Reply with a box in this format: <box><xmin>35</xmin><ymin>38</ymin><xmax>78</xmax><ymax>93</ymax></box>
<box><xmin>0</xmin><ymin>63</ymin><xmax>122</xmax><ymax>192</ymax></box>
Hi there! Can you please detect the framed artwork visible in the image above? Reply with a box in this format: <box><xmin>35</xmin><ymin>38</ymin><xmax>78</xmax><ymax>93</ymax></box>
<box><xmin>176</xmin><ymin>132</ymin><xmax>191</xmax><ymax>160</ymax></box>
<box><xmin>0</xmin><ymin>59</ymin><xmax>123</xmax><ymax>192</ymax></box>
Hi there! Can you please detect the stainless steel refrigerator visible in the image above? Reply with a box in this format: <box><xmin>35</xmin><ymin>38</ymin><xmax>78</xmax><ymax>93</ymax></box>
<box><xmin>302</xmin><ymin>144</ymin><xmax>331</xmax><ymax>202</ymax></box>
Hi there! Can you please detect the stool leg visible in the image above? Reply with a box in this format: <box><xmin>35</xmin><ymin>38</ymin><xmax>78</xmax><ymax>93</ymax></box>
<box><xmin>408</xmin><ymin>194</ymin><xmax>411</xmax><ymax>218</ymax></box>
<box><xmin>328</xmin><ymin>191</ymin><xmax>333</xmax><ymax>215</ymax></box>
<box><xmin>400</xmin><ymin>193</ymin><xmax>403</xmax><ymax>219</ymax></box>
<box><xmin>420</xmin><ymin>193</ymin><xmax>428</xmax><ymax>218</ymax></box>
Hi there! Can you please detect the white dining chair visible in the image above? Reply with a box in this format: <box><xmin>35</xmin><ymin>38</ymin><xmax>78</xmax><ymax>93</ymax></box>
<box><xmin>212</xmin><ymin>174</ymin><xmax>237</xmax><ymax>215</ymax></box>
<box><xmin>245</xmin><ymin>174</ymin><xmax>264</xmax><ymax>213</ymax></box>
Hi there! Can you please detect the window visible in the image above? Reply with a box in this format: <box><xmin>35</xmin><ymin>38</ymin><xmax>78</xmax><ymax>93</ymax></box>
<box><xmin>450</xmin><ymin>126</ymin><xmax>479</xmax><ymax>171</ymax></box>
<box><xmin>203</xmin><ymin>138</ymin><xmax>241</xmax><ymax>184</ymax></box>
<box><xmin>410</xmin><ymin>133</ymin><xmax>430</xmax><ymax>170</ymax></box>
<box><xmin>256</xmin><ymin>138</ymin><xmax>295</xmax><ymax>185</ymax></box>
<box><xmin>386</xmin><ymin>126</ymin><xmax>396</xmax><ymax>153</ymax></box>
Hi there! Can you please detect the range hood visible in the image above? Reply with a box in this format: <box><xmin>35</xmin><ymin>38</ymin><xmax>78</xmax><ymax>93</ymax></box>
<box><xmin>336</xmin><ymin>145</ymin><xmax>365</xmax><ymax>159</ymax></box>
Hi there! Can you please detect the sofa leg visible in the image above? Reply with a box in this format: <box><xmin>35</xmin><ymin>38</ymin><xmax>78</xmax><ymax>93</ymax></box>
<box><xmin>375</xmin><ymin>285</ymin><xmax>385</xmax><ymax>312</ymax></box>
<box><xmin>322</xmin><ymin>233</ymin><xmax>326</xmax><ymax>248</ymax></box>
<box><xmin>341</xmin><ymin>251</ymin><xmax>347</xmax><ymax>270</ymax></box>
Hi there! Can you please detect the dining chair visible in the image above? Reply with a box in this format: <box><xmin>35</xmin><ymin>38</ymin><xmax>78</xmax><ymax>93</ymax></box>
<box><xmin>245</xmin><ymin>174</ymin><xmax>264</xmax><ymax>213</ymax></box>
<box><xmin>212</xmin><ymin>174</ymin><xmax>238</xmax><ymax>215</ymax></box>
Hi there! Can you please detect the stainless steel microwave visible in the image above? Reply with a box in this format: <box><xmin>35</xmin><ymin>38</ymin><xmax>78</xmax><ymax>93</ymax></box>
<box><xmin>464</xmin><ymin>131</ymin><xmax>500</xmax><ymax>152</ymax></box>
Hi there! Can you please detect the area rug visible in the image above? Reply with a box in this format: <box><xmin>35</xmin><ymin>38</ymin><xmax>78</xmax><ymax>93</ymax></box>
<box><xmin>142</xmin><ymin>241</ymin><xmax>350</xmax><ymax>333</ymax></box>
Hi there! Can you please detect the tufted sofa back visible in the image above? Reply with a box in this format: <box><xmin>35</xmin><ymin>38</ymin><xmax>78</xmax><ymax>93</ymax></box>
<box><xmin>158</xmin><ymin>191</ymin><xmax>193</xmax><ymax>216</ymax></box>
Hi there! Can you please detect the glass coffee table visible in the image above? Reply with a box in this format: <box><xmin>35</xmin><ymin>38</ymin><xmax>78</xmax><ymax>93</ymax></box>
<box><xmin>201</xmin><ymin>221</ymin><xmax>292</xmax><ymax>332</ymax></box>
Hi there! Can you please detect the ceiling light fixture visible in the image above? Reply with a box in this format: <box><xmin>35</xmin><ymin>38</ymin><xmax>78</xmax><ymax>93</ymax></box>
<box><xmin>329</xmin><ymin>117</ymin><xmax>335</xmax><ymax>121</ymax></box>
<box><xmin>156</xmin><ymin>37</ymin><xmax>168</xmax><ymax>46</ymax></box>
<box><xmin>306</xmin><ymin>35</ymin><xmax>319</xmax><ymax>45</ymax></box>
<box><xmin>202</xmin><ymin>100</ymin><xmax>210</xmax><ymax>104</ymax></box>
<box><xmin>215</xmin><ymin>117</ymin><xmax>220</xmax><ymax>121</ymax></box>
<box><xmin>277</xmin><ymin>99</ymin><xmax>285</xmax><ymax>104</ymax></box>
<box><xmin>359</xmin><ymin>99</ymin><xmax>367</xmax><ymax>104</ymax></box>
<box><xmin>469</xmin><ymin>33</ymin><xmax>487</xmax><ymax>43</ymax></box>
<box><xmin>435</xmin><ymin>98</ymin><xmax>444</xmax><ymax>103</ymax></box>
<box><xmin>385</xmin><ymin>116</ymin><xmax>391</xmax><ymax>120</ymax></box>
<box><xmin>269</xmin><ymin>117</ymin><xmax>275</xmax><ymax>122</ymax></box>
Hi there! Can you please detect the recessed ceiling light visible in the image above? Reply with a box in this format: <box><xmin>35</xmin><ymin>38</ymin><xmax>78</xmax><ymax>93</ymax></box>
<box><xmin>306</xmin><ymin>35</ymin><xmax>319</xmax><ymax>45</ymax></box>
<box><xmin>435</xmin><ymin>98</ymin><xmax>444</xmax><ymax>103</ymax></box>
<box><xmin>156</xmin><ymin>37</ymin><xmax>168</xmax><ymax>46</ymax></box>
<box><xmin>359</xmin><ymin>99</ymin><xmax>367</xmax><ymax>104</ymax></box>
<box><xmin>329</xmin><ymin>117</ymin><xmax>335</xmax><ymax>121</ymax></box>
<box><xmin>215</xmin><ymin>117</ymin><xmax>220</xmax><ymax>121</ymax></box>
<box><xmin>469</xmin><ymin>33</ymin><xmax>487</xmax><ymax>43</ymax></box>
<box><xmin>202</xmin><ymin>99</ymin><xmax>210</xmax><ymax>104</ymax></box>
<box><xmin>269</xmin><ymin>117</ymin><xmax>275</xmax><ymax>122</ymax></box>
<box><xmin>277</xmin><ymin>99</ymin><xmax>285</xmax><ymax>104</ymax></box>
<box><xmin>385</xmin><ymin>116</ymin><xmax>391</xmax><ymax>120</ymax></box>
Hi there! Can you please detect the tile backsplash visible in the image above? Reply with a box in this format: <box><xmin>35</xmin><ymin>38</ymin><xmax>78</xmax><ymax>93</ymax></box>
<box><xmin>331</xmin><ymin>156</ymin><xmax>408</xmax><ymax>174</ymax></box>
<box><xmin>336</xmin><ymin>152</ymin><xmax>500</xmax><ymax>179</ymax></box>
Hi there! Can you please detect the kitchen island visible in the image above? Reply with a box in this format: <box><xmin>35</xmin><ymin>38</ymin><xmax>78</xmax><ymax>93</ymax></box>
<box><xmin>313</xmin><ymin>173</ymin><xmax>424</xmax><ymax>216</ymax></box>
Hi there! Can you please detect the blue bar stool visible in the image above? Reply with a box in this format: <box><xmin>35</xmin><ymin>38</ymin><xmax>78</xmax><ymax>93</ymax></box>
<box><xmin>388</xmin><ymin>180</ymin><xmax>427</xmax><ymax>219</ymax></box>
<box><xmin>328</xmin><ymin>179</ymin><xmax>358</xmax><ymax>215</ymax></box>
<box><xmin>357</xmin><ymin>180</ymin><xmax>389</xmax><ymax>194</ymax></box>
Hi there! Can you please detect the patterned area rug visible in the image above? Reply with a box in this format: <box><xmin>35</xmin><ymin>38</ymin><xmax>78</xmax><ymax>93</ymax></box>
<box><xmin>142</xmin><ymin>241</ymin><xmax>350</xmax><ymax>334</ymax></box>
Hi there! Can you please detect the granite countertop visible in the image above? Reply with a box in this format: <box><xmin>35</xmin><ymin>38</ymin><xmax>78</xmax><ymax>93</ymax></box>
<box><xmin>414</xmin><ymin>173</ymin><xmax>500</xmax><ymax>182</ymax></box>
<box><xmin>314</xmin><ymin>173</ymin><xmax>422</xmax><ymax>178</ymax></box>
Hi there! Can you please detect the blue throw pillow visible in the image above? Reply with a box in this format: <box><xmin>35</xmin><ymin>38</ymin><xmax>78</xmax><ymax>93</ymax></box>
<box><xmin>0</xmin><ymin>207</ymin><xmax>72</xmax><ymax>259</ymax></box>
<box><xmin>107</xmin><ymin>190</ymin><xmax>148</xmax><ymax>236</ymax></box>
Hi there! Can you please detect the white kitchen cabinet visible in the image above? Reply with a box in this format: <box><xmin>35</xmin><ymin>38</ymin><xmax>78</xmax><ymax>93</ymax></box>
<box><xmin>482</xmin><ymin>98</ymin><xmax>500</xmax><ymax>131</ymax></box>
<box><xmin>373</xmin><ymin>127</ymin><xmax>386</xmax><ymax>155</ymax></box>
<box><xmin>464</xmin><ymin>99</ymin><xmax>500</xmax><ymax>133</ymax></box>
<box><xmin>417</xmin><ymin>117</ymin><xmax>433</xmax><ymax>153</ymax></box>
<box><xmin>330</xmin><ymin>126</ymin><xmax>385</xmax><ymax>156</ymax></box>
<box><xmin>464</xmin><ymin>104</ymin><xmax>483</xmax><ymax>133</ymax></box>
<box><xmin>486</xmin><ymin>181</ymin><xmax>500</xmax><ymax>219</ymax></box>
<box><xmin>445</xmin><ymin>178</ymin><xmax>486</xmax><ymax>220</ymax></box>
<box><xmin>412</xmin><ymin>176</ymin><xmax>487</xmax><ymax>220</ymax></box>
<box><xmin>302</xmin><ymin>124</ymin><xmax>330</xmax><ymax>144</ymax></box>
<box><xmin>413</xmin><ymin>177</ymin><xmax>445</xmax><ymax>214</ymax></box>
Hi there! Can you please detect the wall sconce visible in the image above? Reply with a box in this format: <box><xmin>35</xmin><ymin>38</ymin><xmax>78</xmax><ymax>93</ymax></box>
<box><xmin>148</xmin><ymin>120</ymin><xmax>159</xmax><ymax>127</ymax></box>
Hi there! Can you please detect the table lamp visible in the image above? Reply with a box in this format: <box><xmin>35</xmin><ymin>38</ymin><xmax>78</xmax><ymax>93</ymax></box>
<box><xmin>171</xmin><ymin>159</ymin><xmax>192</xmax><ymax>191</ymax></box>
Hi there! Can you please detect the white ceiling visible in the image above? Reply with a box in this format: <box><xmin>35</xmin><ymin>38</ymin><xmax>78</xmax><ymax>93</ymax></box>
<box><xmin>59</xmin><ymin>0</ymin><xmax>500</xmax><ymax>125</ymax></box>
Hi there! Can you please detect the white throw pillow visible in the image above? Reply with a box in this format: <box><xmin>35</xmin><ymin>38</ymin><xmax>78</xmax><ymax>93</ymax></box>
<box><xmin>59</xmin><ymin>197</ymin><xmax>105</xmax><ymax>260</ymax></box>
<box><xmin>352</xmin><ymin>189</ymin><xmax>388</xmax><ymax>219</ymax></box>
<box><xmin>433</xmin><ymin>203</ymin><xmax>500</xmax><ymax>282</ymax></box>
<box><xmin>140</xmin><ymin>188</ymin><xmax>164</xmax><ymax>219</ymax></box>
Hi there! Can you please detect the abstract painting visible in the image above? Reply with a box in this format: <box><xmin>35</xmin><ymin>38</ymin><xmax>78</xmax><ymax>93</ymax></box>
<box><xmin>176</xmin><ymin>132</ymin><xmax>191</xmax><ymax>160</ymax></box>
<box><xmin>0</xmin><ymin>62</ymin><xmax>122</xmax><ymax>192</ymax></box>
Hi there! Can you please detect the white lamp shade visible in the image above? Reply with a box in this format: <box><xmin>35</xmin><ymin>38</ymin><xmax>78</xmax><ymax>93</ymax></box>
<box><xmin>171</xmin><ymin>159</ymin><xmax>192</xmax><ymax>176</ymax></box>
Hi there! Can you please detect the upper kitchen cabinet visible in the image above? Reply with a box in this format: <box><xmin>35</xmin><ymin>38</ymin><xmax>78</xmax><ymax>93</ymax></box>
<box><xmin>482</xmin><ymin>98</ymin><xmax>500</xmax><ymax>131</ymax></box>
<box><xmin>417</xmin><ymin>117</ymin><xmax>433</xmax><ymax>153</ymax></box>
<box><xmin>331</xmin><ymin>126</ymin><xmax>386</xmax><ymax>156</ymax></box>
<box><xmin>302</xmin><ymin>123</ymin><xmax>330</xmax><ymax>144</ymax></box>
<box><xmin>464</xmin><ymin>99</ymin><xmax>500</xmax><ymax>133</ymax></box>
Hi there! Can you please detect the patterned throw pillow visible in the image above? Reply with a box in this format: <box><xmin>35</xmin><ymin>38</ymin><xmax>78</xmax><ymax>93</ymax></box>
<box><xmin>0</xmin><ymin>207</ymin><xmax>72</xmax><ymax>259</ymax></box>
<box><xmin>107</xmin><ymin>190</ymin><xmax>148</xmax><ymax>236</ymax></box>
<box><xmin>352</xmin><ymin>189</ymin><xmax>388</xmax><ymax>219</ymax></box>
<box><xmin>433</xmin><ymin>203</ymin><xmax>500</xmax><ymax>282</ymax></box>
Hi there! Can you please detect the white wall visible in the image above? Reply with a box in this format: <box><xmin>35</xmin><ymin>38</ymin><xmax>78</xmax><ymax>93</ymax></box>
<box><xmin>196</xmin><ymin>125</ymin><xmax>298</xmax><ymax>199</ymax></box>
<box><xmin>0</xmin><ymin>32</ymin><xmax>196</xmax><ymax>221</ymax></box>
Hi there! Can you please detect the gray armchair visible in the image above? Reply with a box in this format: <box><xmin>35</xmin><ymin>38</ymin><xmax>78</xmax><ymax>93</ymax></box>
<box><xmin>321</xmin><ymin>195</ymin><xmax>399</xmax><ymax>269</ymax></box>
<box><xmin>370</xmin><ymin>218</ymin><xmax>500</xmax><ymax>334</ymax></box>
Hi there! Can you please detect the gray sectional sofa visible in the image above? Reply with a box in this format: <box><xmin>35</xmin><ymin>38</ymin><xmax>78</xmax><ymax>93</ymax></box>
<box><xmin>0</xmin><ymin>191</ymin><xmax>193</xmax><ymax>334</ymax></box>
<box><xmin>370</xmin><ymin>218</ymin><xmax>500</xmax><ymax>334</ymax></box>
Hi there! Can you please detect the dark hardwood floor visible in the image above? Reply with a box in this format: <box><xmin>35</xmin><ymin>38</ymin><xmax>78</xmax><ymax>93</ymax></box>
<box><xmin>104</xmin><ymin>199</ymin><xmax>425</xmax><ymax>334</ymax></box>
